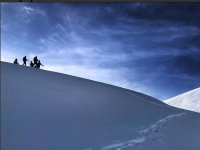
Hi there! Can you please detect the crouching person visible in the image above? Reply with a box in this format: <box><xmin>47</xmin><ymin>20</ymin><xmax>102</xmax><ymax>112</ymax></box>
<box><xmin>30</xmin><ymin>61</ymin><xmax>34</xmax><ymax>67</ymax></box>
<box><xmin>35</xmin><ymin>60</ymin><xmax>44</xmax><ymax>68</ymax></box>
<box><xmin>14</xmin><ymin>58</ymin><xmax>19</xmax><ymax>64</ymax></box>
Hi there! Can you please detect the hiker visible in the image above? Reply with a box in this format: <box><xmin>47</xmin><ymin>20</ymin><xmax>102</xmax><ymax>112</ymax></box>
<box><xmin>13</xmin><ymin>58</ymin><xmax>19</xmax><ymax>64</ymax></box>
<box><xmin>22</xmin><ymin>56</ymin><xmax>29</xmax><ymax>66</ymax></box>
<box><xmin>30</xmin><ymin>61</ymin><xmax>34</xmax><ymax>67</ymax></box>
<box><xmin>35</xmin><ymin>60</ymin><xmax>44</xmax><ymax>68</ymax></box>
<box><xmin>33</xmin><ymin>56</ymin><xmax>38</xmax><ymax>66</ymax></box>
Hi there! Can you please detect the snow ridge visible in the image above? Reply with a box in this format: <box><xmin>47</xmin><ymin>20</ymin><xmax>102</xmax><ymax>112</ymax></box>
<box><xmin>127</xmin><ymin>91</ymin><xmax>169</xmax><ymax>108</ymax></box>
<box><xmin>101</xmin><ymin>113</ymin><xmax>186</xmax><ymax>150</ymax></box>
<box><xmin>165</xmin><ymin>88</ymin><xmax>200</xmax><ymax>113</ymax></box>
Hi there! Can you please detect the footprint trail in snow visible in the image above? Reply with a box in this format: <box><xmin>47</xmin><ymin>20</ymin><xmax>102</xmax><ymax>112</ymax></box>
<box><xmin>101</xmin><ymin>113</ymin><xmax>186</xmax><ymax>150</ymax></box>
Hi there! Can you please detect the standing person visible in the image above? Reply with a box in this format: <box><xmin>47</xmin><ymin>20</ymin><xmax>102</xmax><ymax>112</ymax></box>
<box><xmin>30</xmin><ymin>61</ymin><xmax>34</xmax><ymax>67</ymax></box>
<box><xmin>33</xmin><ymin>56</ymin><xmax>38</xmax><ymax>66</ymax></box>
<box><xmin>22</xmin><ymin>56</ymin><xmax>29</xmax><ymax>66</ymax></box>
<box><xmin>13</xmin><ymin>58</ymin><xmax>19</xmax><ymax>64</ymax></box>
<box><xmin>36</xmin><ymin>60</ymin><xmax>44</xmax><ymax>68</ymax></box>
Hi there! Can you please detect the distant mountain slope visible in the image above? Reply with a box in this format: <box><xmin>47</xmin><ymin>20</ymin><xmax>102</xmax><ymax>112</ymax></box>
<box><xmin>165</xmin><ymin>88</ymin><xmax>200</xmax><ymax>113</ymax></box>
<box><xmin>1</xmin><ymin>61</ymin><xmax>200</xmax><ymax>150</ymax></box>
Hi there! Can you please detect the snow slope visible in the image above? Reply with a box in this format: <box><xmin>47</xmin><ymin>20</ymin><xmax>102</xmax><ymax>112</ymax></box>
<box><xmin>165</xmin><ymin>88</ymin><xmax>200</xmax><ymax>113</ymax></box>
<box><xmin>1</xmin><ymin>61</ymin><xmax>200</xmax><ymax>150</ymax></box>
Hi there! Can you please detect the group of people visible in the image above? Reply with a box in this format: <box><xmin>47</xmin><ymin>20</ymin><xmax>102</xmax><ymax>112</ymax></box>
<box><xmin>14</xmin><ymin>56</ymin><xmax>44</xmax><ymax>68</ymax></box>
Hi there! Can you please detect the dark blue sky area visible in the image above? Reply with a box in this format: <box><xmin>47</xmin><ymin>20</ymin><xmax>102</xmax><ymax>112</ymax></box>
<box><xmin>1</xmin><ymin>3</ymin><xmax>200</xmax><ymax>100</ymax></box>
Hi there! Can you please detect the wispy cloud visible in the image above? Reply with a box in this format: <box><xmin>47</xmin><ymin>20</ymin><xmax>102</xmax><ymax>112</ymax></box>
<box><xmin>1</xmin><ymin>3</ymin><xmax>200</xmax><ymax>100</ymax></box>
<box><xmin>22</xmin><ymin>6</ymin><xmax>35</xmax><ymax>14</ymax></box>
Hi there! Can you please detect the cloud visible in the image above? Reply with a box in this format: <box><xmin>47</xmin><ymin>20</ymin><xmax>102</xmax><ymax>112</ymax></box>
<box><xmin>1</xmin><ymin>3</ymin><xmax>200</xmax><ymax>100</ymax></box>
<box><xmin>22</xmin><ymin>6</ymin><xmax>35</xmax><ymax>14</ymax></box>
<box><xmin>20</xmin><ymin>4</ymin><xmax>46</xmax><ymax>16</ymax></box>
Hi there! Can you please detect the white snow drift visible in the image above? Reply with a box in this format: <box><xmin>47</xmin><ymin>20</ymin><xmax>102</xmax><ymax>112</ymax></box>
<box><xmin>165</xmin><ymin>88</ymin><xmax>200</xmax><ymax>113</ymax></box>
<box><xmin>1</xmin><ymin>62</ymin><xmax>200</xmax><ymax>150</ymax></box>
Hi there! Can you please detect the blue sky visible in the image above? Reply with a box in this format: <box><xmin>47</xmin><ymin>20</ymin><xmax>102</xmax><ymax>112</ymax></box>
<box><xmin>1</xmin><ymin>3</ymin><xmax>200</xmax><ymax>100</ymax></box>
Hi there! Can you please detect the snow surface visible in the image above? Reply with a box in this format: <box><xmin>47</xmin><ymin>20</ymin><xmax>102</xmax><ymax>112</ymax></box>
<box><xmin>1</xmin><ymin>62</ymin><xmax>200</xmax><ymax>150</ymax></box>
<box><xmin>165</xmin><ymin>88</ymin><xmax>200</xmax><ymax>113</ymax></box>
<box><xmin>101</xmin><ymin>113</ymin><xmax>186</xmax><ymax>150</ymax></box>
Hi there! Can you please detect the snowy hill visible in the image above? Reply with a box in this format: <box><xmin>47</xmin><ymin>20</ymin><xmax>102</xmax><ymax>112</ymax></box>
<box><xmin>1</xmin><ymin>61</ymin><xmax>200</xmax><ymax>150</ymax></box>
<box><xmin>165</xmin><ymin>88</ymin><xmax>200</xmax><ymax>113</ymax></box>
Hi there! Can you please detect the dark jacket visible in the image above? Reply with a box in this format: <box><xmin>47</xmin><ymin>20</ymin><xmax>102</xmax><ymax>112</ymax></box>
<box><xmin>14</xmin><ymin>59</ymin><xmax>19</xmax><ymax>64</ymax></box>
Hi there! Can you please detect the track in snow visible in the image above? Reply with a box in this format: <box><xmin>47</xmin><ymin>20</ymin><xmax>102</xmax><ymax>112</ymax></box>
<box><xmin>101</xmin><ymin>113</ymin><xmax>186</xmax><ymax>150</ymax></box>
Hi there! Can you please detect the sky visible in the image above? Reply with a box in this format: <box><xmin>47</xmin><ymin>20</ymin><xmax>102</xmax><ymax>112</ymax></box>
<box><xmin>1</xmin><ymin>3</ymin><xmax>200</xmax><ymax>100</ymax></box>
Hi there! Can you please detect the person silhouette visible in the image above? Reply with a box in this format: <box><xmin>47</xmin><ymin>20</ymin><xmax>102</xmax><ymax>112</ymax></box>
<box><xmin>35</xmin><ymin>60</ymin><xmax>44</xmax><ymax>68</ymax></box>
<box><xmin>33</xmin><ymin>56</ymin><xmax>38</xmax><ymax>66</ymax></box>
<box><xmin>30</xmin><ymin>61</ymin><xmax>34</xmax><ymax>67</ymax></box>
<box><xmin>14</xmin><ymin>58</ymin><xmax>19</xmax><ymax>64</ymax></box>
<box><xmin>22</xmin><ymin>56</ymin><xmax>29</xmax><ymax>66</ymax></box>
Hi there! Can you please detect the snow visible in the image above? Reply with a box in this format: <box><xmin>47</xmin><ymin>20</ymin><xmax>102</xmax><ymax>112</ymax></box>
<box><xmin>101</xmin><ymin>113</ymin><xmax>186</xmax><ymax>150</ymax></box>
<box><xmin>1</xmin><ymin>61</ymin><xmax>200</xmax><ymax>150</ymax></box>
<box><xmin>165</xmin><ymin>88</ymin><xmax>200</xmax><ymax>113</ymax></box>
